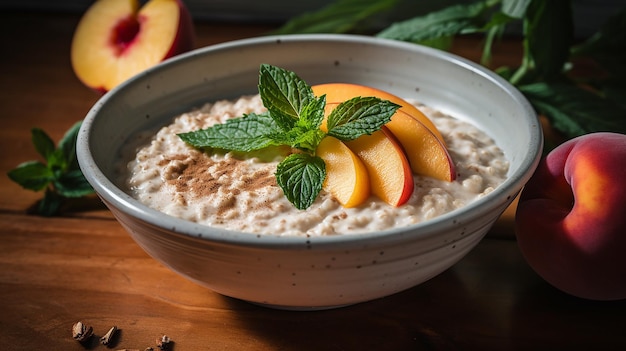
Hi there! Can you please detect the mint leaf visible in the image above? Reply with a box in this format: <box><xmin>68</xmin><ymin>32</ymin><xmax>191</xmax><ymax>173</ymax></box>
<box><xmin>31</xmin><ymin>128</ymin><xmax>55</xmax><ymax>161</ymax></box>
<box><xmin>37</xmin><ymin>189</ymin><xmax>63</xmax><ymax>217</ymax></box>
<box><xmin>271</xmin><ymin>0</ymin><xmax>399</xmax><ymax>35</ymax></box>
<box><xmin>281</xmin><ymin>126</ymin><xmax>327</xmax><ymax>152</ymax></box>
<box><xmin>519</xmin><ymin>82</ymin><xmax>626</xmax><ymax>137</ymax></box>
<box><xmin>58</xmin><ymin>121</ymin><xmax>82</xmax><ymax>170</ymax></box>
<box><xmin>376</xmin><ymin>2</ymin><xmax>489</xmax><ymax>44</ymax></box>
<box><xmin>501</xmin><ymin>0</ymin><xmax>531</xmax><ymax>19</ymax></box>
<box><xmin>8</xmin><ymin>121</ymin><xmax>96</xmax><ymax>216</ymax></box>
<box><xmin>7</xmin><ymin>161</ymin><xmax>53</xmax><ymax>191</ymax></box>
<box><xmin>258</xmin><ymin>64</ymin><xmax>314</xmax><ymax>131</ymax></box>
<box><xmin>298</xmin><ymin>95</ymin><xmax>327</xmax><ymax>131</ymax></box>
<box><xmin>178</xmin><ymin>112</ymin><xmax>281</xmax><ymax>152</ymax></box>
<box><xmin>326</xmin><ymin>97</ymin><xmax>399</xmax><ymax>140</ymax></box>
<box><xmin>54</xmin><ymin>169</ymin><xmax>95</xmax><ymax>198</ymax></box>
<box><xmin>275</xmin><ymin>153</ymin><xmax>326</xmax><ymax>210</ymax></box>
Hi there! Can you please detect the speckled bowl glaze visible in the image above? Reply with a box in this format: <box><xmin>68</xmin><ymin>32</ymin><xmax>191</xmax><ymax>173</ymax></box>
<box><xmin>77</xmin><ymin>34</ymin><xmax>542</xmax><ymax>310</ymax></box>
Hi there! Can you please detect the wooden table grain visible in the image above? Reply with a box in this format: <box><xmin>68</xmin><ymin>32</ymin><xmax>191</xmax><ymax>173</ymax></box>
<box><xmin>1</xmin><ymin>11</ymin><xmax>625</xmax><ymax>351</ymax></box>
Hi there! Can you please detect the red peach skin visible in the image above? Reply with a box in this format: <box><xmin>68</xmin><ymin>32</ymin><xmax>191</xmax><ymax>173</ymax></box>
<box><xmin>515</xmin><ymin>132</ymin><xmax>626</xmax><ymax>300</ymax></box>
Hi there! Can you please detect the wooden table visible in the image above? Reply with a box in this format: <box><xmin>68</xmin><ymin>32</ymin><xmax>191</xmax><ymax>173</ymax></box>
<box><xmin>1</xmin><ymin>11</ymin><xmax>625</xmax><ymax>351</ymax></box>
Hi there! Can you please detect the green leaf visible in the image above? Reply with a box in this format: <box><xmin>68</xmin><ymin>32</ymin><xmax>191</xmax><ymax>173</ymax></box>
<box><xmin>523</xmin><ymin>0</ymin><xmax>573</xmax><ymax>80</ymax></box>
<box><xmin>271</xmin><ymin>0</ymin><xmax>399</xmax><ymax>35</ymax></box>
<box><xmin>501</xmin><ymin>0</ymin><xmax>531</xmax><ymax>18</ymax></box>
<box><xmin>7</xmin><ymin>161</ymin><xmax>53</xmax><ymax>191</ymax></box>
<box><xmin>275</xmin><ymin>153</ymin><xmax>326</xmax><ymax>210</ymax></box>
<box><xmin>178</xmin><ymin>112</ymin><xmax>281</xmax><ymax>152</ymax></box>
<box><xmin>286</xmin><ymin>127</ymin><xmax>327</xmax><ymax>152</ymax></box>
<box><xmin>37</xmin><ymin>188</ymin><xmax>63</xmax><ymax>217</ymax></box>
<box><xmin>31</xmin><ymin>128</ymin><xmax>55</xmax><ymax>161</ymax></box>
<box><xmin>298</xmin><ymin>95</ymin><xmax>327</xmax><ymax>131</ymax></box>
<box><xmin>326</xmin><ymin>97</ymin><xmax>399</xmax><ymax>140</ymax></box>
<box><xmin>53</xmin><ymin>169</ymin><xmax>94</xmax><ymax>198</ymax></box>
<box><xmin>376</xmin><ymin>2</ymin><xmax>489</xmax><ymax>43</ymax></box>
<box><xmin>58</xmin><ymin>121</ymin><xmax>82</xmax><ymax>170</ymax></box>
<box><xmin>258</xmin><ymin>64</ymin><xmax>314</xmax><ymax>131</ymax></box>
<box><xmin>47</xmin><ymin>148</ymin><xmax>67</xmax><ymax>172</ymax></box>
<box><xmin>519</xmin><ymin>82</ymin><xmax>626</xmax><ymax>138</ymax></box>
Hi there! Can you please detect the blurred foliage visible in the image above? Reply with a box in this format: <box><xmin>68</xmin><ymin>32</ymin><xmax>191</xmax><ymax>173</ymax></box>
<box><xmin>273</xmin><ymin>0</ymin><xmax>626</xmax><ymax>151</ymax></box>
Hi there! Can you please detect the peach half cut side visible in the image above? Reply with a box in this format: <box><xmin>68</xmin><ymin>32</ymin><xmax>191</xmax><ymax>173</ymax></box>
<box><xmin>317</xmin><ymin>136</ymin><xmax>370</xmax><ymax>208</ymax></box>
<box><xmin>70</xmin><ymin>0</ymin><xmax>194</xmax><ymax>93</ymax></box>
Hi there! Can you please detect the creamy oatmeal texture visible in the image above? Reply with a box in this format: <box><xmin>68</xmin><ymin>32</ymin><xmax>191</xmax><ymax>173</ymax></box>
<box><xmin>124</xmin><ymin>95</ymin><xmax>509</xmax><ymax>236</ymax></box>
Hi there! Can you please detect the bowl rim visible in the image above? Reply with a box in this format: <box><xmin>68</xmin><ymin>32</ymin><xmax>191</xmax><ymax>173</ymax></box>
<box><xmin>77</xmin><ymin>33</ymin><xmax>542</xmax><ymax>249</ymax></box>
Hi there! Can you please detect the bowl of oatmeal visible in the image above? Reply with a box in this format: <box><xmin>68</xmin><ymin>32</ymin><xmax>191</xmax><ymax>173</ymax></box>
<box><xmin>77</xmin><ymin>34</ymin><xmax>542</xmax><ymax>310</ymax></box>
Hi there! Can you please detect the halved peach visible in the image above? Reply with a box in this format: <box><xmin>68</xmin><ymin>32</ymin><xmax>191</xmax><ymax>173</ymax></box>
<box><xmin>345</xmin><ymin>127</ymin><xmax>414</xmax><ymax>207</ymax></box>
<box><xmin>317</xmin><ymin>136</ymin><xmax>370</xmax><ymax>207</ymax></box>
<box><xmin>71</xmin><ymin>0</ymin><xmax>194</xmax><ymax>93</ymax></box>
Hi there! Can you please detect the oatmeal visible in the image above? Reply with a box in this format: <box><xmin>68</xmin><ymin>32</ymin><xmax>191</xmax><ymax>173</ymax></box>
<box><xmin>123</xmin><ymin>95</ymin><xmax>509</xmax><ymax>236</ymax></box>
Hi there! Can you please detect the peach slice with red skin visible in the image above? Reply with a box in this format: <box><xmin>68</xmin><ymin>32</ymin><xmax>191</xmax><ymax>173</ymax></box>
<box><xmin>386</xmin><ymin>109</ymin><xmax>456</xmax><ymax>181</ymax></box>
<box><xmin>312</xmin><ymin>83</ymin><xmax>456</xmax><ymax>182</ymax></box>
<box><xmin>317</xmin><ymin>136</ymin><xmax>370</xmax><ymax>207</ymax></box>
<box><xmin>312</xmin><ymin>83</ymin><xmax>445</xmax><ymax>142</ymax></box>
<box><xmin>71</xmin><ymin>0</ymin><xmax>194</xmax><ymax>93</ymax></box>
<box><xmin>345</xmin><ymin>127</ymin><xmax>414</xmax><ymax>207</ymax></box>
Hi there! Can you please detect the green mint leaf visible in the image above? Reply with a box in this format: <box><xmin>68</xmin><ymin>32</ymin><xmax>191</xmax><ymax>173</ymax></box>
<box><xmin>281</xmin><ymin>127</ymin><xmax>327</xmax><ymax>152</ymax></box>
<box><xmin>519</xmin><ymin>82</ymin><xmax>626</xmax><ymax>138</ymax></box>
<box><xmin>376</xmin><ymin>2</ymin><xmax>489</xmax><ymax>44</ymax></box>
<box><xmin>298</xmin><ymin>95</ymin><xmax>327</xmax><ymax>131</ymax></box>
<box><xmin>7</xmin><ymin>161</ymin><xmax>54</xmax><ymax>191</ymax></box>
<box><xmin>271</xmin><ymin>0</ymin><xmax>399</xmax><ymax>35</ymax></box>
<box><xmin>275</xmin><ymin>153</ymin><xmax>326</xmax><ymax>210</ymax></box>
<box><xmin>47</xmin><ymin>149</ymin><xmax>68</xmax><ymax>172</ymax></box>
<box><xmin>326</xmin><ymin>97</ymin><xmax>400</xmax><ymax>141</ymax></box>
<box><xmin>58</xmin><ymin>121</ymin><xmax>82</xmax><ymax>170</ymax></box>
<box><xmin>54</xmin><ymin>169</ymin><xmax>95</xmax><ymax>198</ymax></box>
<box><xmin>258</xmin><ymin>64</ymin><xmax>314</xmax><ymax>131</ymax></box>
<box><xmin>37</xmin><ymin>188</ymin><xmax>63</xmax><ymax>217</ymax></box>
<box><xmin>501</xmin><ymin>0</ymin><xmax>531</xmax><ymax>19</ymax></box>
<box><xmin>279</xmin><ymin>95</ymin><xmax>328</xmax><ymax>152</ymax></box>
<box><xmin>178</xmin><ymin>112</ymin><xmax>281</xmax><ymax>152</ymax></box>
<box><xmin>31</xmin><ymin>128</ymin><xmax>55</xmax><ymax>161</ymax></box>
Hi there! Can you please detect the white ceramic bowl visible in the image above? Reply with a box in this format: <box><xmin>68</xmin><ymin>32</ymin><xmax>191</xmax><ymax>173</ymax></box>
<box><xmin>77</xmin><ymin>34</ymin><xmax>542</xmax><ymax>310</ymax></box>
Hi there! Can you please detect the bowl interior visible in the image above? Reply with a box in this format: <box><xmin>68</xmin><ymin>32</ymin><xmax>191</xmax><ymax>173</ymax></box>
<box><xmin>79</xmin><ymin>34</ymin><xmax>542</xmax><ymax>243</ymax></box>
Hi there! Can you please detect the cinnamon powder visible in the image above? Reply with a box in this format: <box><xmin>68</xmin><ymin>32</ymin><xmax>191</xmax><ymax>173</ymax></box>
<box><xmin>163</xmin><ymin>154</ymin><xmax>278</xmax><ymax>216</ymax></box>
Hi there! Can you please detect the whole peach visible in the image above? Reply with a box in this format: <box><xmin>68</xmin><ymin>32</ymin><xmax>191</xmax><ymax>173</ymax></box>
<box><xmin>515</xmin><ymin>132</ymin><xmax>626</xmax><ymax>300</ymax></box>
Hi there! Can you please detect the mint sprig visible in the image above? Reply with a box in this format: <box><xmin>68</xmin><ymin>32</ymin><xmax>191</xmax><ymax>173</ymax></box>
<box><xmin>179</xmin><ymin>64</ymin><xmax>400</xmax><ymax>210</ymax></box>
<box><xmin>7</xmin><ymin>121</ymin><xmax>95</xmax><ymax>216</ymax></box>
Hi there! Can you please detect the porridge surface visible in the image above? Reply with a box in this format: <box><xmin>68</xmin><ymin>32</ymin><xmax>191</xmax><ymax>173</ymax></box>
<box><xmin>123</xmin><ymin>95</ymin><xmax>509</xmax><ymax>236</ymax></box>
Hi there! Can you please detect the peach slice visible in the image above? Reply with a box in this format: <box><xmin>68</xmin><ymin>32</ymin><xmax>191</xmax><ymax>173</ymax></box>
<box><xmin>312</xmin><ymin>83</ymin><xmax>445</xmax><ymax>142</ymax></box>
<box><xmin>345</xmin><ymin>127</ymin><xmax>414</xmax><ymax>207</ymax></box>
<box><xmin>314</xmin><ymin>82</ymin><xmax>457</xmax><ymax>181</ymax></box>
<box><xmin>71</xmin><ymin>0</ymin><xmax>194</xmax><ymax>93</ymax></box>
<box><xmin>317</xmin><ymin>136</ymin><xmax>370</xmax><ymax>207</ymax></box>
<box><xmin>385</xmin><ymin>109</ymin><xmax>456</xmax><ymax>181</ymax></box>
